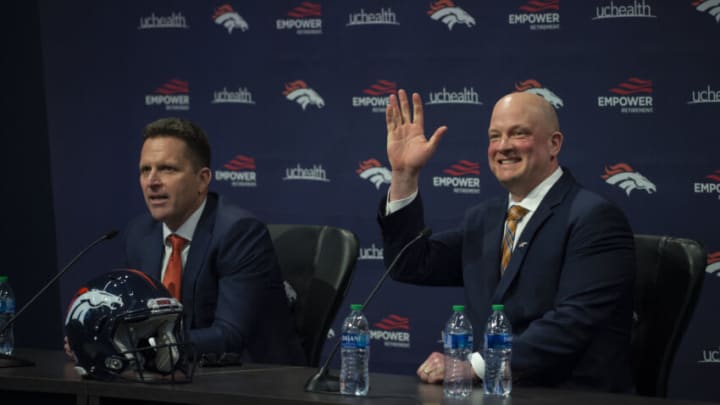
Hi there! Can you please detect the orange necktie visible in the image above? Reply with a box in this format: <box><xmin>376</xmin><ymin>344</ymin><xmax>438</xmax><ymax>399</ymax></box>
<box><xmin>163</xmin><ymin>234</ymin><xmax>187</xmax><ymax>300</ymax></box>
<box><xmin>501</xmin><ymin>205</ymin><xmax>529</xmax><ymax>274</ymax></box>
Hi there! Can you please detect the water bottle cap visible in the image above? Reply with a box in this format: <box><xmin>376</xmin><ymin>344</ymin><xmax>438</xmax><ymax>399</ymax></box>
<box><xmin>452</xmin><ymin>305</ymin><xmax>465</xmax><ymax>311</ymax></box>
<box><xmin>0</xmin><ymin>276</ymin><xmax>7</xmax><ymax>282</ymax></box>
<box><xmin>350</xmin><ymin>304</ymin><xmax>363</xmax><ymax>311</ymax></box>
<box><xmin>492</xmin><ymin>304</ymin><xmax>504</xmax><ymax>311</ymax></box>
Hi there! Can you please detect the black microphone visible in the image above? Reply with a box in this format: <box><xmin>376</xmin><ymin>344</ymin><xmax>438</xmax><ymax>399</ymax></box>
<box><xmin>304</xmin><ymin>227</ymin><xmax>432</xmax><ymax>393</ymax></box>
<box><xmin>0</xmin><ymin>229</ymin><xmax>118</xmax><ymax>368</ymax></box>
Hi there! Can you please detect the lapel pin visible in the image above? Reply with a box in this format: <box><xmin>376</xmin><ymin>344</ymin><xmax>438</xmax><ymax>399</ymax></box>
<box><xmin>518</xmin><ymin>241</ymin><xmax>528</xmax><ymax>248</ymax></box>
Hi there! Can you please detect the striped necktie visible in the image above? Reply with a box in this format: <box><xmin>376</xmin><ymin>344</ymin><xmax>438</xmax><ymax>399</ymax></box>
<box><xmin>501</xmin><ymin>205</ymin><xmax>529</xmax><ymax>274</ymax></box>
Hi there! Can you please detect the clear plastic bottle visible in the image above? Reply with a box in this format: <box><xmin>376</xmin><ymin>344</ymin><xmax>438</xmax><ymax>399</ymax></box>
<box><xmin>443</xmin><ymin>304</ymin><xmax>473</xmax><ymax>399</ymax></box>
<box><xmin>484</xmin><ymin>304</ymin><xmax>512</xmax><ymax>397</ymax></box>
<box><xmin>0</xmin><ymin>276</ymin><xmax>16</xmax><ymax>355</ymax></box>
<box><xmin>340</xmin><ymin>303</ymin><xmax>370</xmax><ymax>396</ymax></box>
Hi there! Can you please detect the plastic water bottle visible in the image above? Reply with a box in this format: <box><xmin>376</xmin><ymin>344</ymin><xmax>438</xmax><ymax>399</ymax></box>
<box><xmin>0</xmin><ymin>276</ymin><xmax>16</xmax><ymax>355</ymax></box>
<box><xmin>443</xmin><ymin>304</ymin><xmax>473</xmax><ymax>399</ymax></box>
<box><xmin>340</xmin><ymin>304</ymin><xmax>370</xmax><ymax>396</ymax></box>
<box><xmin>484</xmin><ymin>304</ymin><xmax>512</xmax><ymax>396</ymax></box>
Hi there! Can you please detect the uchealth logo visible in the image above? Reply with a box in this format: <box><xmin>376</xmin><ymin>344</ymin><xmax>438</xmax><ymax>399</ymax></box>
<box><xmin>427</xmin><ymin>0</ymin><xmax>476</xmax><ymax>30</ymax></box>
<box><xmin>347</xmin><ymin>7</ymin><xmax>399</xmax><ymax>27</ymax></box>
<box><xmin>212</xmin><ymin>86</ymin><xmax>255</xmax><ymax>105</ymax></box>
<box><xmin>215</xmin><ymin>155</ymin><xmax>257</xmax><ymax>187</ymax></box>
<box><xmin>425</xmin><ymin>86</ymin><xmax>483</xmax><ymax>106</ymax></box>
<box><xmin>688</xmin><ymin>84</ymin><xmax>720</xmax><ymax>104</ymax></box>
<box><xmin>145</xmin><ymin>79</ymin><xmax>190</xmax><ymax>111</ymax></box>
<box><xmin>356</xmin><ymin>159</ymin><xmax>391</xmax><ymax>189</ymax></box>
<box><xmin>707</xmin><ymin>252</ymin><xmax>720</xmax><ymax>277</ymax></box>
<box><xmin>359</xmin><ymin>242</ymin><xmax>383</xmax><ymax>260</ymax></box>
<box><xmin>515</xmin><ymin>79</ymin><xmax>563</xmax><ymax>108</ymax></box>
<box><xmin>602</xmin><ymin>163</ymin><xmax>657</xmax><ymax>196</ymax></box>
<box><xmin>433</xmin><ymin>160</ymin><xmax>480</xmax><ymax>194</ymax></box>
<box><xmin>276</xmin><ymin>1</ymin><xmax>322</xmax><ymax>35</ymax></box>
<box><xmin>597</xmin><ymin>77</ymin><xmax>654</xmax><ymax>114</ymax></box>
<box><xmin>283</xmin><ymin>80</ymin><xmax>324</xmax><ymax>110</ymax></box>
<box><xmin>212</xmin><ymin>4</ymin><xmax>248</xmax><ymax>33</ymax></box>
<box><xmin>138</xmin><ymin>12</ymin><xmax>188</xmax><ymax>30</ymax></box>
<box><xmin>508</xmin><ymin>0</ymin><xmax>560</xmax><ymax>30</ymax></box>
<box><xmin>371</xmin><ymin>314</ymin><xmax>411</xmax><ymax>349</ymax></box>
<box><xmin>693</xmin><ymin>0</ymin><xmax>720</xmax><ymax>23</ymax></box>
<box><xmin>593</xmin><ymin>0</ymin><xmax>657</xmax><ymax>20</ymax></box>
<box><xmin>352</xmin><ymin>80</ymin><xmax>396</xmax><ymax>113</ymax></box>
<box><xmin>694</xmin><ymin>169</ymin><xmax>720</xmax><ymax>199</ymax></box>
<box><xmin>282</xmin><ymin>163</ymin><xmax>330</xmax><ymax>182</ymax></box>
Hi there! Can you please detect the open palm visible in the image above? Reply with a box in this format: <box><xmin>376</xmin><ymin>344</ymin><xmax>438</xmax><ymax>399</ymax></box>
<box><xmin>386</xmin><ymin>90</ymin><xmax>447</xmax><ymax>175</ymax></box>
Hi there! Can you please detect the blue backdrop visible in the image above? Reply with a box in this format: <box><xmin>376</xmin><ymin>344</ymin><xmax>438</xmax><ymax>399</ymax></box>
<box><xmin>37</xmin><ymin>0</ymin><xmax>718</xmax><ymax>401</ymax></box>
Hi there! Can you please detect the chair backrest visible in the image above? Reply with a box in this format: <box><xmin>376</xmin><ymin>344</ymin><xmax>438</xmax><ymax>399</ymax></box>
<box><xmin>267</xmin><ymin>224</ymin><xmax>359</xmax><ymax>367</ymax></box>
<box><xmin>632</xmin><ymin>234</ymin><xmax>705</xmax><ymax>397</ymax></box>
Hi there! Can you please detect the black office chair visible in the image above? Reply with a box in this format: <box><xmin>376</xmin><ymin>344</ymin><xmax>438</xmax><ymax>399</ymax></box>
<box><xmin>631</xmin><ymin>234</ymin><xmax>705</xmax><ymax>397</ymax></box>
<box><xmin>267</xmin><ymin>224</ymin><xmax>359</xmax><ymax>367</ymax></box>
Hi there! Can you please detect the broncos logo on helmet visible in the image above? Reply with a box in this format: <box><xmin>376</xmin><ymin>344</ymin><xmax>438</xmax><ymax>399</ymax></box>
<box><xmin>65</xmin><ymin>289</ymin><xmax>123</xmax><ymax>326</ymax></box>
<box><xmin>602</xmin><ymin>163</ymin><xmax>657</xmax><ymax>196</ymax></box>
<box><xmin>428</xmin><ymin>0</ymin><xmax>476</xmax><ymax>30</ymax></box>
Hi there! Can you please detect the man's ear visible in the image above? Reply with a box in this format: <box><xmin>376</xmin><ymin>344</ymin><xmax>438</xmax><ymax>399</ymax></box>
<box><xmin>549</xmin><ymin>131</ymin><xmax>563</xmax><ymax>158</ymax></box>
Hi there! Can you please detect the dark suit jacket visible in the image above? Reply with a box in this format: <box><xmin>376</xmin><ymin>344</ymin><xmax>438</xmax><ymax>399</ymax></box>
<box><xmin>379</xmin><ymin>170</ymin><xmax>635</xmax><ymax>392</ymax></box>
<box><xmin>124</xmin><ymin>192</ymin><xmax>306</xmax><ymax>366</ymax></box>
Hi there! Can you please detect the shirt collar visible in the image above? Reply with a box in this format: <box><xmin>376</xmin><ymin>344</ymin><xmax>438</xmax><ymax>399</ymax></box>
<box><xmin>162</xmin><ymin>197</ymin><xmax>207</xmax><ymax>244</ymax></box>
<box><xmin>507</xmin><ymin>167</ymin><xmax>563</xmax><ymax>212</ymax></box>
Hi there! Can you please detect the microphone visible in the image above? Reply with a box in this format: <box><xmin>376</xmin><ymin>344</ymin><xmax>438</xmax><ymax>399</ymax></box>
<box><xmin>304</xmin><ymin>227</ymin><xmax>432</xmax><ymax>393</ymax></box>
<box><xmin>0</xmin><ymin>229</ymin><xmax>118</xmax><ymax>368</ymax></box>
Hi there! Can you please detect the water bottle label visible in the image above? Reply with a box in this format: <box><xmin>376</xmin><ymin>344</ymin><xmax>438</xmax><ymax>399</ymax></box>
<box><xmin>342</xmin><ymin>333</ymin><xmax>368</xmax><ymax>349</ymax></box>
<box><xmin>443</xmin><ymin>333</ymin><xmax>473</xmax><ymax>350</ymax></box>
<box><xmin>485</xmin><ymin>333</ymin><xmax>512</xmax><ymax>349</ymax></box>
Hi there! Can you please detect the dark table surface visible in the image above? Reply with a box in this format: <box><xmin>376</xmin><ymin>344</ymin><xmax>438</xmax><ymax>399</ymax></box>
<box><xmin>0</xmin><ymin>349</ymin><xmax>715</xmax><ymax>405</ymax></box>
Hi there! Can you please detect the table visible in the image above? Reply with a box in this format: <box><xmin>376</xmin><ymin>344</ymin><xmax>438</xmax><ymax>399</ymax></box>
<box><xmin>0</xmin><ymin>349</ymin><xmax>713</xmax><ymax>405</ymax></box>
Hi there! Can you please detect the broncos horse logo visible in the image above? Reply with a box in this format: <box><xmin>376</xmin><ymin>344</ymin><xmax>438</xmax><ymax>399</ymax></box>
<box><xmin>694</xmin><ymin>0</ymin><xmax>720</xmax><ymax>22</ymax></box>
<box><xmin>602</xmin><ymin>163</ymin><xmax>657</xmax><ymax>196</ymax></box>
<box><xmin>213</xmin><ymin>4</ymin><xmax>249</xmax><ymax>33</ymax></box>
<box><xmin>65</xmin><ymin>289</ymin><xmax>123</xmax><ymax>326</ymax></box>
<box><xmin>283</xmin><ymin>80</ymin><xmax>325</xmax><ymax>110</ymax></box>
<box><xmin>515</xmin><ymin>79</ymin><xmax>564</xmax><ymax>109</ymax></box>
<box><xmin>707</xmin><ymin>252</ymin><xmax>720</xmax><ymax>276</ymax></box>
<box><xmin>427</xmin><ymin>0</ymin><xmax>476</xmax><ymax>30</ymax></box>
<box><xmin>356</xmin><ymin>159</ymin><xmax>391</xmax><ymax>189</ymax></box>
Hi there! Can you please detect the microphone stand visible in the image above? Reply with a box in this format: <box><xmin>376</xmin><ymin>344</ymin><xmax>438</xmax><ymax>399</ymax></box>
<box><xmin>304</xmin><ymin>228</ymin><xmax>431</xmax><ymax>393</ymax></box>
<box><xmin>0</xmin><ymin>230</ymin><xmax>118</xmax><ymax>368</ymax></box>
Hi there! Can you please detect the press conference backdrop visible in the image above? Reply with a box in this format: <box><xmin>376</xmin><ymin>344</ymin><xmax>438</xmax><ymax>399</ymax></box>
<box><xmin>37</xmin><ymin>0</ymin><xmax>718</xmax><ymax>401</ymax></box>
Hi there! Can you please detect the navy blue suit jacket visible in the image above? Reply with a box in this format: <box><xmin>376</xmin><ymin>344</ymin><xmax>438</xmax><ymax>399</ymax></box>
<box><xmin>379</xmin><ymin>170</ymin><xmax>635</xmax><ymax>392</ymax></box>
<box><xmin>124</xmin><ymin>192</ymin><xmax>306</xmax><ymax>366</ymax></box>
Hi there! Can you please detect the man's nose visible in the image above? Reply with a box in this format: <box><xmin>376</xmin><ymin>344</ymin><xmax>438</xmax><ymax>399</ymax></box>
<box><xmin>497</xmin><ymin>135</ymin><xmax>513</xmax><ymax>150</ymax></box>
<box><xmin>147</xmin><ymin>170</ymin><xmax>162</xmax><ymax>185</ymax></box>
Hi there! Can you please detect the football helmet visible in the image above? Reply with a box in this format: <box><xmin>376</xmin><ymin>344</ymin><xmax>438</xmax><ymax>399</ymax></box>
<box><xmin>65</xmin><ymin>269</ymin><xmax>196</xmax><ymax>382</ymax></box>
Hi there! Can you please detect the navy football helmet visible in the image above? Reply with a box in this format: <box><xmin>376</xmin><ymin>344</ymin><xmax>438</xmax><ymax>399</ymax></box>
<box><xmin>65</xmin><ymin>269</ymin><xmax>196</xmax><ymax>382</ymax></box>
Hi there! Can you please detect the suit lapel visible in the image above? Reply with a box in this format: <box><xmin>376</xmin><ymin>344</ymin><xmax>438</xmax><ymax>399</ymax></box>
<box><xmin>480</xmin><ymin>199</ymin><xmax>507</xmax><ymax>299</ymax></box>
<box><xmin>141</xmin><ymin>226</ymin><xmax>164</xmax><ymax>280</ymax></box>
<box><xmin>181</xmin><ymin>194</ymin><xmax>217</xmax><ymax>327</ymax></box>
<box><xmin>492</xmin><ymin>171</ymin><xmax>576</xmax><ymax>303</ymax></box>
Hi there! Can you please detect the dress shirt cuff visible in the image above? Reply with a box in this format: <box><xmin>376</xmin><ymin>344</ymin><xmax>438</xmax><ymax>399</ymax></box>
<box><xmin>469</xmin><ymin>351</ymin><xmax>485</xmax><ymax>380</ymax></box>
<box><xmin>385</xmin><ymin>190</ymin><xmax>418</xmax><ymax>216</ymax></box>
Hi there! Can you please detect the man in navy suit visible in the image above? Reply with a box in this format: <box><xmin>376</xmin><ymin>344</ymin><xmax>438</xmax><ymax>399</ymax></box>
<box><xmin>124</xmin><ymin>118</ymin><xmax>305</xmax><ymax>366</ymax></box>
<box><xmin>378</xmin><ymin>90</ymin><xmax>635</xmax><ymax>392</ymax></box>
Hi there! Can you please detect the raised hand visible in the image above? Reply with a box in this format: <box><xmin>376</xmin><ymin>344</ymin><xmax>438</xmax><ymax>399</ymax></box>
<box><xmin>386</xmin><ymin>89</ymin><xmax>447</xmax><ymax>200</ymax></box>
